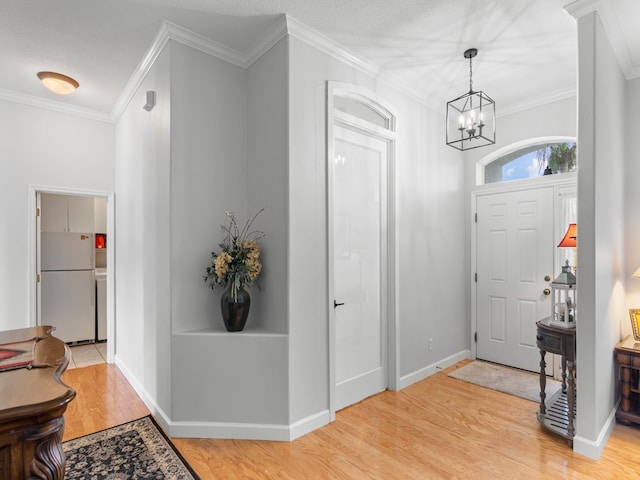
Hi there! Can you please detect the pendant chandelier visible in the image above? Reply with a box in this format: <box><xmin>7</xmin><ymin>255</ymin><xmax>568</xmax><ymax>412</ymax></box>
<box><xmin>446</xmin><ymin>48</ymin><xmax>495</xmax><ymax>151</ymax></box>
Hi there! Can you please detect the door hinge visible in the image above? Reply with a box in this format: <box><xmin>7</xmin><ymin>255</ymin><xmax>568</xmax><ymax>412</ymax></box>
<box><xmin>474</xmin><ymin>332</ymin><xmax>477</xmax><ymax>343</ymax></box>
<box><xmin>474</xmin><ymin>212</ymin><xmax>477</xmax><ymax>223</ymax></box>
<box><xmin>36</xmin><ymin>207</ymin><xmax>40</xmax><ymax>217</ymax></box>
<box><xmin>474</xmin><ymin>272</ymin><xmax>477</xmax><ymax>282</ymax></box>
<box><xmin>36</xmin><ymin>274</ymin><xmax>40</xmax><ymax>283</ymax></box>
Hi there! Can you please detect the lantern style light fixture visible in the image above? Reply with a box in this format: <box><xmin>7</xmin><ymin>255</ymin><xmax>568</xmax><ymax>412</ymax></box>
<box><xmin>549</xmin><ymin>260</ymin><xmax>577</xmax><ymax>329</ymax></box>
<box><xmin>446</xmin><ymin>48</ymin><xmax>495</xmax><ymax>151</ymax></box>
<box><xmin>37</xmin><ymin>71</ymin><xmax>79</xmax><ymax>95</ymax></box>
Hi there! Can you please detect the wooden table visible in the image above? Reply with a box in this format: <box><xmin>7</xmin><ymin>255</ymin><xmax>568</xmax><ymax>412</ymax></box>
<box><xmin>0</xmin><ymin>326</ymin><xmax>75</xmax><ymax>479</ymax></box>
<box><xmin>536</xmin><ymin>319</ymin><xmax>576</xmax><ymax>446</ymax></box>
<box><xmin>615</xmin><ymin>335</ymin><xmax>640</xmax><ymax>426</ymax></box>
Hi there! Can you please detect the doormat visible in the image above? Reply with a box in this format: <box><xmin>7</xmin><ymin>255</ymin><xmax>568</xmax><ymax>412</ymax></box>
<box><xmin>448</xmin><ymin>360</ymin><xmax>562</xmax><ymax>403</ymax></box>
<box><xmin>63</xmin><ymin>415</ymin><xmax>199</xmax><ymax>479</ymax></box>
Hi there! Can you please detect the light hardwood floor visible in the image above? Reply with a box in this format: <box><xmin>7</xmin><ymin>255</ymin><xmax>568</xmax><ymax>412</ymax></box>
<box><xmin>61</xmin><ymin>361</ymin><xmax>640</xmax><ymax>479</ymax></box>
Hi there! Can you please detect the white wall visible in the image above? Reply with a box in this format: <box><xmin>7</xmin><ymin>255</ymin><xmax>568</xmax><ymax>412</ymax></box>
<box><xmin>0</xmin><ymin>100</ymin><xmax>114</xmax><ymax>331</ymax></box>
<box><xmin>288</xmin><ymin>35</ymin><xmax>466</xmax><ymax>424</ymax></box>
<box><xmin>574</xmin><ymin>11</ymin><xmax>626</xmax><ymax>458</ymax></box>
<box><xmin>114</xmin><ymin>44</ymin><xmax>172</xmax><ymax>413</ymax></box>
<box><xmin>625</xmin><ymin>78</ymin><xmax>640</xmax><ymax>312</ymax></box>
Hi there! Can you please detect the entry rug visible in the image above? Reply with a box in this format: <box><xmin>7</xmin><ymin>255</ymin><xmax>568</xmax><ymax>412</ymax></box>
<box><xmin>63</xmin><ymin>415</ymin><xmax>200</xmax><ymax>479</ymax></box>
<box><xmin>448</xmin><ymin>360</ymin><xmax>562</xmax><ymax>403</ymax></box>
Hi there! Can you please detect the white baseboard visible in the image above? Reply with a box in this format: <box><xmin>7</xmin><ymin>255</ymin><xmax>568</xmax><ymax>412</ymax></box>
<box><xmin>398</xmin><ymin>349</ymin><xmax>470</xmax><ymax>390</ymax></box>
<box><xmin>114</xmin><ymin>355</ymin><xmax>330</xmax><ymax>441</ymax></box>
<box><xmin>165</xmin><ymin>410</ymin><xmax>331</xmax><ymax>441</ymax></box>
<box><xmin>573</xmin><ymin>401</ymin><xmax>619</xmax><ymax>460</ymax></box>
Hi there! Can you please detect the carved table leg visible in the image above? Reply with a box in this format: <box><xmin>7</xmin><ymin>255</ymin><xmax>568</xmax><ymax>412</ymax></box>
<box><xmin>539</xmin><ymin>349</ymin><xmax>547</xmax><ymax>414</ymax></box>
<box><xmin>25</xmin><ymin>417</ymin><xmax>66</xmax><ymax>480</ymax></box>
<box><xmin>620</xmin><ymin>363</ymin><xmax>632</xmax><ymax>414</ymax></box>
<box><xmin>567</xmin><ymin>359</ymin><xmax>576</xmax><ymax>439</ymax></box>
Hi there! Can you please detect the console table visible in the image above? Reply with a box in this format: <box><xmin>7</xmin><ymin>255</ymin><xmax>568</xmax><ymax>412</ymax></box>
<box><xmin>615</xmin><ymin>335</ymin><xmax>640</xmax><ymax>426</ymax></box>
<box><xmin>0</xmin><ymin>326</ymin><xmax>75</xmax><ymax>479</ymax></box>
<box><xmin>536</xmin><ymin>319</ymin><xmax>576</xmax><ymax>446</ymax></box>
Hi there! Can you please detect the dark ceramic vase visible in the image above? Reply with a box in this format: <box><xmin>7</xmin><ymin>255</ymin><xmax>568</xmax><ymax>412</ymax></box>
<box><xmin>220</xmin><ymin>285</ymin><xmax>250</xmax><ymax>332</ymax></box>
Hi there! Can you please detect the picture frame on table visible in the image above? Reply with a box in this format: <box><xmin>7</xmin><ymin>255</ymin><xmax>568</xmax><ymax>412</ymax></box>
<box><xmin>629</xmin><ymin>309</ymin><xmax>640</xmax><ymax>341</ymax></box>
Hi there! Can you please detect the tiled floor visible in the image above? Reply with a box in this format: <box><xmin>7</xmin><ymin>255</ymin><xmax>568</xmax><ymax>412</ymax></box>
<box><xmin>68</xmin><ymin>342</ymin><xmax>107</xmax><ymax>369</ymax></box>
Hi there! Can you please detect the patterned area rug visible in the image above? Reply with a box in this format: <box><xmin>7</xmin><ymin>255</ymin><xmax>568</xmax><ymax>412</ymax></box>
<box><xmin>63</xmin><ymin>415</ymin><xmax>199</xmax><ymax>479</ymax></box>
<box><xmin>448</xmin><ymin>360</ymin><xmax>562</xmax><ymax>403</ymax></box>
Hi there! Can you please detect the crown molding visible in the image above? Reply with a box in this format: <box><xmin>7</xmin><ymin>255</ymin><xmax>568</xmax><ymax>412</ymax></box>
<box><xmin>110</xmin><ymin>20</ymin><xmax>251</xmax><ymax>122</ymax></box>
<box><xmin>3</xmin><ymin>13</ymin><xmax>587</xmax><ymax>123</ymax></box>
<box><xmin>243</xmin><ymin>16</ymin><xmax>288</xmax><ymax>68</ymax></box>
<box><xmin>165</xmin><ymin>21</ymin><xmax>246</xmax><ymax>67</ymax></box>
<box><xmin>0</xmin><ymin>88</ymin><xmax>112</xmax><ymax>123</ymax></box>
<box><xmin>110</xmin><ymin>21</ymin><xmax>170</xmax><ymax>122</ymax></box>
<box><xmin>596</xmin><ymin>0</ymin><xmax>640</xmax><ymax>80</ymax></box>
<box><xmin>498</xmin><ymin>87</ymin><xmax>577</xmax><ymax>118</ymax></box>
<box><xmin>564</xmin><ymin>0</ymin><xmax>600</xmax><ymax>19</ymax></box>
<box><xmin>284</xmin><ymin>15</ymin><xmax>439</xmax><ymax>112</ymax></box>
<box><xmin>565</xmin><ymin>0</ymin><xmax>640</xmax><ymax>80</ymax></box>
<box><xmin>110</xmin><ymin>18</ymin><xmax>290</xmax><ymax>120</ymax></box>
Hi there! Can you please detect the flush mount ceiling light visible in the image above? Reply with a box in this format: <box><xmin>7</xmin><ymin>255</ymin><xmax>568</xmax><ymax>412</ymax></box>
<box><xmin>446</xmin><ymin>48</ymin><xmax>495</xmax><ymax>151</ymax></box>
<box><xmin>37</xmin><ymin>71</ymin><xmax>79</xmax><ymax>95</ymax></box>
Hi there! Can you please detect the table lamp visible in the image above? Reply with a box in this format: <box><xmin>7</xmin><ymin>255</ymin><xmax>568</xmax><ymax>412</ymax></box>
<box><xmin>558</xmin><ymin>223</ymin><xmax>577</xmax><ymax>274</ymax></box>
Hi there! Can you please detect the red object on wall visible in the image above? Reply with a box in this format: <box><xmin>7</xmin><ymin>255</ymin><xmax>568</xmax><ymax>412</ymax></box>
<box><xmin>95</xmin><ymin>234</ymin><xmax>106</xmax><ymax>249</ymax></box>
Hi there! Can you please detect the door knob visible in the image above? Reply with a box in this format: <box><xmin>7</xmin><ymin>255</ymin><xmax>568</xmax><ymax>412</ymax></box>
<box><xmin>544</xmin><ymin>275</ymin><xmax>551</xmax><ymax>282</ymax></box>
<box><xmin>334</xmin><ymin>300</ymin><xmax>345</xmax><ymax>309</ymax></box>
<box><xmin>543</xmin><ymin>288</ymin><xmax>551</xmax><ymax>296</ymax></box>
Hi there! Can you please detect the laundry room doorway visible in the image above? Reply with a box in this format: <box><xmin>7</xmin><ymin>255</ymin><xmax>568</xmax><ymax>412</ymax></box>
<box><xmin>29</xmin><ymin>186</ymin><xmax>115</xmax><ymax>363</ymax></box>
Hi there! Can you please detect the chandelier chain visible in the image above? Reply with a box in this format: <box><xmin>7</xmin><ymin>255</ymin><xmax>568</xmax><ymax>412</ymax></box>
<box><xmin>469</xmin><ymin>55</ymin><xmax>473</xmax><ymax>92</ymax></box>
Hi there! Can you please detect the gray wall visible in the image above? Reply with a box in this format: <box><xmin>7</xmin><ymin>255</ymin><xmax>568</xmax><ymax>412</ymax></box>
<box><xmin>574</xmin><ymin>11</ymin><xmax>626</xmax><ymax>457</ymax></box>
<box><xmin>625</xmin><ymin>77</ymin><xmax>640</xmax><ymax>310</ymax></box>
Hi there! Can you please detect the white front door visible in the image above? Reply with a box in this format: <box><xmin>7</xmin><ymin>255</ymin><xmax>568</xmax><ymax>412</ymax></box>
<box><xmin>476</xmin><ymin>187</ymin><xmax>554</xmax><ymax>372</ymax></box>
<box><xmin>332</xmin><ymin>125</ymin><xmax>388</xmax><ymax>411</ymax></box>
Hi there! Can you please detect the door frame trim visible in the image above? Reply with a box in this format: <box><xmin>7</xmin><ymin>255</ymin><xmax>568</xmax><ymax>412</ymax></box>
<box><xmin>470</xmin><ymin>173</ymin><xmax>577</xmax><ymax>361</ymax></box>
<box><xmin>327</xmin><ymin>82</ymin><xmax>398</xmax><ymax>420</ymax></box>
<box><xmin>28</xmin><ymin>185</ymin><xmax>115</xmax><ymax>363</ymax></box>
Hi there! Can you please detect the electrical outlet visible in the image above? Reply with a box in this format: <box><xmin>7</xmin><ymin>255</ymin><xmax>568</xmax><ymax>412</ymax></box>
<box><xmin>428</xmin><ymin>338</ymin><xmax>433</xmax><ymax>351</ymax></box>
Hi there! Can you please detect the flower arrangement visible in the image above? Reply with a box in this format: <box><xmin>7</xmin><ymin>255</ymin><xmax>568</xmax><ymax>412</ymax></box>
<box><xmin>204</xmin><ymin>209</ymin><xmax>265</xmax><ymax>301</ymax></box>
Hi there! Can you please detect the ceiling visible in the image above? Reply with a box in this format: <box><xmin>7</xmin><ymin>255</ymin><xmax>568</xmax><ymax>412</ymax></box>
<box><xmin>1</xmin><ymin>0</ymin><xmax>639</xmax><ymax>121</ymax></box>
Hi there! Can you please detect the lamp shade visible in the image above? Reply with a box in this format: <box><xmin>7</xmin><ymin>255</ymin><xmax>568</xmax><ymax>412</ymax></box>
<box><xmin>632</xmin><ymin>267</ymin><xmax>640</xmax><ymax>278</ymax></box>
<box><xmin>557</xmin><ymin>223</ymin><xmax>577</xmax><ymax>248</ymax></box>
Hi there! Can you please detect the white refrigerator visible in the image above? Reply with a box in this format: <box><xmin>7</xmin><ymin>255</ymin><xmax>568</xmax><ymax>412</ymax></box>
<box><xmin>41</xmin><ymin>232</ymin><xmax>95</xmax><ymax>343</ymax></box>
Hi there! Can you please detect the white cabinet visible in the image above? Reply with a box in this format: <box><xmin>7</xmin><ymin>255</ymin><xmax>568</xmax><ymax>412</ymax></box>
<box><xmin>41</xmin><ymin>194</ymin><xmax>94</xmax><ymax>233</ymax></box>
<box><xmin>67</xmin><ymin>196</ymin><xmax>94</xmax><ymax>232</ymax></box>
<box><xmin>40</xmin><ymin>194</ymin><xmax>68</xmax><ymax>232</ymax></box>
<box><xmin>94</xmin><ymin>197</ymin><xmax>107</xmax><ymax>233</ymax></box>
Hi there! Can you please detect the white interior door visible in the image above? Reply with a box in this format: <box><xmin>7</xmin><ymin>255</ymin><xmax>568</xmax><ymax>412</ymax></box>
<box><xmin>36</xmin><ymin>192</ymin><xmax>42</xmax><ymax>325</ymax></box>
<box><xmin>476</xmin><ymin>187</ymin><xmax>554</xmax><ymax>372</ymax></box>
<box><xmin>332</xmin><ymin>125</ymin><xmax>388</xmax><ymax>411</ymax></box>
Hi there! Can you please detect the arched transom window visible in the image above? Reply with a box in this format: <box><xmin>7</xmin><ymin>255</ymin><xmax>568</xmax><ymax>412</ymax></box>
<box><xmin>482</xmin><ymin>139</ymin><xmax>577</xmax><ymax>185</ymax></box>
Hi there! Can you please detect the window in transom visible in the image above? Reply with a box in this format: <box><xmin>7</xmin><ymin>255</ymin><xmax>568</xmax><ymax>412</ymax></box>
<box><xmin>484</xmin><ymin>142</ymin><xmax>577</xmax><ymax>184</ymax></box>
